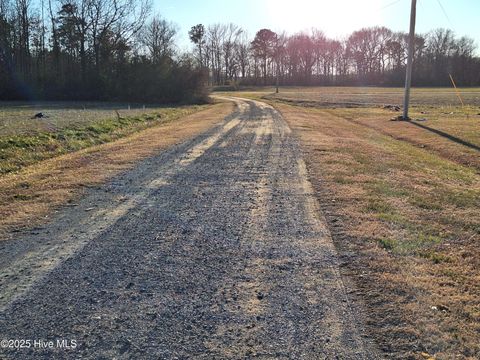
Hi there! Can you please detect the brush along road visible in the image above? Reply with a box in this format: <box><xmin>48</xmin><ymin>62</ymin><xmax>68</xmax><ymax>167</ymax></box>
<box><xmin>0</xmin><ymin>98</ymin><xmax>379</xmax><ymax>359</ymax></box>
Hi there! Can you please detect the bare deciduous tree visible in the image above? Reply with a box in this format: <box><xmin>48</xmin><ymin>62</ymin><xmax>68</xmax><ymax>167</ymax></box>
<box><xmin>142</xmin><ymin>15</ymin><xmax>177</xmax><ymax>63</ymax></box>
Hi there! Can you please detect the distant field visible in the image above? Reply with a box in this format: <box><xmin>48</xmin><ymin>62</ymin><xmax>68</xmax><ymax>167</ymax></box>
<box><xmin>241</xmin><ymin>86</ymin><xmax>480</xmax><ymax>107</ymax></box>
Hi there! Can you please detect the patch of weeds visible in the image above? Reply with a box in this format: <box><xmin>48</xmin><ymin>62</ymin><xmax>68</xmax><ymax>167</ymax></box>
<box><xmin>402</xmin><ymin>231</ymin><xmax>443</xmax><ymax>254</ymax></box>
<box><xmin>332</xmin><ymin>175</ymin><xmax>353</xmax><ymax>184</ymax></box>
<box><xmin>377</xmin><ymin>212</ymin><xmax>407</xmax><ymax>225</ymax></box>
<box><xmin>439</xmin><ymin>189</ymin><xmax>480</xmax><ymax>208</ymax></box>
<box><xmin>13</xmin><ymin>193</ymin><xmax>38</xmax><ymax>201</ymax></box>
<box><xmin>412</xmin><ymin>231</ymin><xmax>443</xmax><ymax>250</ymax></box>
<box><xmin>365</xmin><ymin>198</ymin><xmax>393</xmax><ymax>213</ymax></box>
<box><xmin>368</xmin><ymin>180</ymin><xmax>409</xmax><ymax>198</ymax></box>
<box><xmin>377</xmin><ymin>238</ymin><xmax>397</xmax><ymax>251</ymax></box>
<box><xmin>418</xmin><ymin>250</ymin><xmax>453</xmax><ymax>264</ymax></box>
<box><xmin>388</xmin><ymin>140</ymin><xmax>477</xmax><ymax>183</ymax></box>
<box><xmin>352</xmin><ymin>152</ymin><xmax>371</xmax><ymax>166</ymax></box>
<box><xmin>371</xmin><ymin>162</ymin><xmax>391</xmax><ymax>174</ymax></box>
<box><xmin>0</xmin><ymin>162</ymin><xmax>21</xmax><ymax>174</ymax></box>
<box><xmin>439</xmin><ymin>215</ymin><xmax>480</xmax><ymax>234</ymax></box>
<box><xmin>87</xmin><ymin>121</ymin><xmax>117</xmax><ymax>134</ymax></box>
<box><xmin>409</xmin><ymin>194</ymin><xmax>443</xmax><ymax>210</ymax></box>
<box><xmin>377</xmin><ymin>230</ymin><xmax>444</xmax><ymax>255</ymax></box>
<box><xmin>441</xmin><ymin>269</ymin><xmax>457</xmax><ymax>278</ymax></box>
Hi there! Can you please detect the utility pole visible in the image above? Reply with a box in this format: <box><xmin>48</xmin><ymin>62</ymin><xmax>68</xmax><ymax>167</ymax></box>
<box><xmin>276</xmin><ymin>63</ymin><xmax>279</xmax><ymax>93</ymax></box>
<box><xmin>275</xmin><ymin>42</ymin><xmax>280</xmax><ymax>93</ymax></box>
<box><xmin>402</xmin><ymin>0</ymin><xmax>417</xmax><ymax>120</ymax></box>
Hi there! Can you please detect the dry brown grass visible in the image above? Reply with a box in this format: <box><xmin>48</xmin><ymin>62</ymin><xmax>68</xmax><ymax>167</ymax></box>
<box><xmin>324</xmin><ymin>106</ymin><xmax>480</xmax><ymax>170</ymax></box>
<box><xmin>0</xmin><ymin>102</ymin><xmax>233</xmax><ymax>238</ymax></box>
<box><xmin>277</xmin><ymin>103</ymin><xmax>480</xmax><ymax>359</ymax></box>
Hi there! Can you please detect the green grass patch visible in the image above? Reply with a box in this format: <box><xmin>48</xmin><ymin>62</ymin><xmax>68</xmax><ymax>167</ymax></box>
<box><xmin>368</xmin><ymin>181</ymin><xmax>409</xmax><ymax>198</ymax></box>
<box><xmin>408</xmin><ymin>194</ymin><xmax>443</xmax><ymax>210</ymax></box>
<box><xmin>418</xmin><ymin>250</ymin><xmax>453</xmax><ymax>264</ymax></box>
<box><xmin>377</xmin><ymin>231</ymin><xmax>443</xmax><ymax>254</ymax></box>
<box><xmin>0</xmin><ymin>105</ymin><xmax>206</xmax><ymax>174</ymax></box>
<box><xmin>365</xmin><ymin>198</ymin><xmax>394</xmax><ymax>213</ymax></box>
<box><xmin>377</xmin><ymin>212</ymin><xmax>408</xmax><ymax>225</ymax></box>
<box><xmin>439</xmin><ymin>189</ymin><xmax>480</xmax><ymax>208</ymax></box>
<box><xmin>377</xmin><ymin>238</ymin><xmax>397</xmax><ymax>251</ymax></box>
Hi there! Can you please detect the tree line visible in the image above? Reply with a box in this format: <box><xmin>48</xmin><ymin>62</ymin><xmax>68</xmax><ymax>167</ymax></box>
<box><xmin>1</xmin><ymin>1</ymin><xmax>479</xmax><ymax>104</ymax></box>
<box><xmin>0</xmin><ymin>0</ymin><xmax>206</xmax><ymax>102</ymax></box>
<box><xmin>189</xmin><ymin>24</ymin><xmax>480</xmax><ymax>87</ymax></box>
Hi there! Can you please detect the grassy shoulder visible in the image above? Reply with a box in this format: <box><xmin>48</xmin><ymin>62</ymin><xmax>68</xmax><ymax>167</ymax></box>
<box><xmin>276</xmin><ymin>103</ymin><xmax>479</xmax><ymax>359</ymax></box>
<box><xmin>0</xmin><ymin>102</ymin><xmax>234</xmax><ymax>237</ymax></box>
<box><xmin>322</xmin><ymin>106</ymin><xmax>480</xmax><ymax>170</ymax></box>
<box><xmin>0</xmin><ymin>105</ymin><xmax>209</xmax><ymax>174</ymax></box>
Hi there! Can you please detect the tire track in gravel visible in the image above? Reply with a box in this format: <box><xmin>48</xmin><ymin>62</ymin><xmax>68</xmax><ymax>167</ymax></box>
<box><xmin>0</xmin><ymin>97</ymin><xmax>380</xmax><ymax>359</ymax></box>
<box><xmin>0</xmin><ymin>104</ymin><xmax>243</xmax><ymax>312</ymax></box>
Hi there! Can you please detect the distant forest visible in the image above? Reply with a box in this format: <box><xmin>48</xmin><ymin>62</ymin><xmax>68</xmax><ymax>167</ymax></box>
<box><xmin>1</xmin><ymin>1</ymin><xmax>479</xmax><ymax>103</ymax></box>
<box><xmin>190</xmin><ymin>24</ymin><xmax>480</xmax><ymax>88</ymax></box>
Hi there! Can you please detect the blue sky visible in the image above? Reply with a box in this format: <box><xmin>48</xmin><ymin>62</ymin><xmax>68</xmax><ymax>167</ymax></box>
<box><xmin>154</xmin><ymin>0</ymin><xmax>480</xmax><ymax>52</ymax></box>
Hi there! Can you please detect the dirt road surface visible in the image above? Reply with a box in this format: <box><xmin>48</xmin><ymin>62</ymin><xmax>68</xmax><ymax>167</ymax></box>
<box><xmin>0</xmin><ymin>98</ymin><xmax>379</xmax><ymax>359</ymax></box>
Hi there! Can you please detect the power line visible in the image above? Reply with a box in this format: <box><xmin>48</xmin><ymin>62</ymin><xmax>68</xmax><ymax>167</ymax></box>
<box><xmin>435</xmin><ymin>0</ymin><xmax>453</xmax><ymax>26</ymax></box>
<box><xmin>379</xmin><ymin>0</ymin><xmax>404</xmax><ymax>11</ymax></box>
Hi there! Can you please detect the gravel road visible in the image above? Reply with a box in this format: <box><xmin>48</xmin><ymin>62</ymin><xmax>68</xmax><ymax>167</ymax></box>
<box><xmin>0</xmin><ymin>98</ymin><xmax>379</xmax><ymax>359</ymax></box>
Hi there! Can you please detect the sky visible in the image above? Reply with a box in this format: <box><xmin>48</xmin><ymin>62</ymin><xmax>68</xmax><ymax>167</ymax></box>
<box><xmin>154</xmin><ymin>0</ymin><xmax>480</xmax><ymax>52</ymax></box>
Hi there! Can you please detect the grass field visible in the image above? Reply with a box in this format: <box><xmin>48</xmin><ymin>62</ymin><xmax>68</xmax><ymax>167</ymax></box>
<box><xmin>0</xmin><ymin>102</ymin><xmax>208</xmax><ymax>174</ymax></box>
<box><xmin>225</xmin><ymin>87</ymin><xmax>480</xmax><ymax>359</ymax></box>
<box><xmin>0</xmin><ymin>101</ymin><xmax>175</xmax><ymax>136</ymax></box>
<box><xmin>229</xmin><ymin>86</ymin><xmax>480</xmax><ymax>107</ymax></box>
